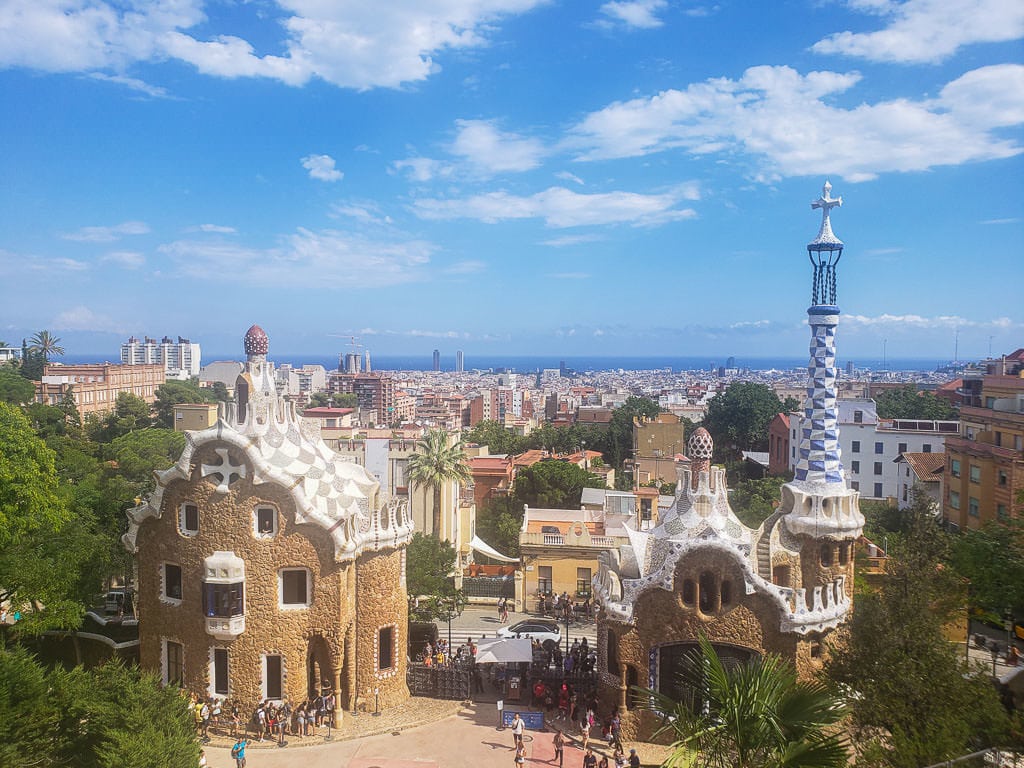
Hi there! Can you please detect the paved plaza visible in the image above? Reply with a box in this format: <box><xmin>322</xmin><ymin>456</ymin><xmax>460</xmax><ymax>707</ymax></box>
<box><xmin>201</xmin><ymin>701</ymin><xmax>667</xmax><ymax>768</ymax></box>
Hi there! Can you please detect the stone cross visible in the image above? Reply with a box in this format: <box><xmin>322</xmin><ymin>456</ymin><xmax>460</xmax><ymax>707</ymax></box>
<box><xmin>201</xmin><ymin>447</ymin><xmax>247</xmax><ymax>494</ymax></box>
<box><xmin>811</xmin><ymin>180</ymin><xmax>842</xmax><ymax>242</ymax></box>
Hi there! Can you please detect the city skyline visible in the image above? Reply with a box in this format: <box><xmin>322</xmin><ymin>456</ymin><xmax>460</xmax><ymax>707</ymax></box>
<box><xmin>1</xmin><ymin>1</ymin><xmax>1022</xmax><ymax>360</ymax></box>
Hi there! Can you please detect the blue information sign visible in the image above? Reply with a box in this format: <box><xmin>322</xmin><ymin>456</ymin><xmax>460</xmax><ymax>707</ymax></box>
<box><xmin>502</xmin><ymin>711</ymin><xmax>545</xmax><ymax>730</ymax></box>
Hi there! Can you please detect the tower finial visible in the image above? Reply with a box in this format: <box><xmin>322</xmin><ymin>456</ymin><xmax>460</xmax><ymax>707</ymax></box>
<box><xmin>807</xmin><ymin>180</ymin><xmax>844</xmax><ymax>306</ymax></box>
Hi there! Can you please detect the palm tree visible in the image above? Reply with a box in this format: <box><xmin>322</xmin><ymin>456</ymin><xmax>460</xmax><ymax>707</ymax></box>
<box><xmin>29</xmin><ymin>330</ymin><xmax>65</xmax><ymax>363</ymax></box>
<box><xmin>407</xmin><ymin>428</ymin><xmax>472</xmax><ymax>539</ymax></box>
<box><xmin>638</xmin><ymin>636</ymin><xmax>848</xmax><ymax>768</ymax></box>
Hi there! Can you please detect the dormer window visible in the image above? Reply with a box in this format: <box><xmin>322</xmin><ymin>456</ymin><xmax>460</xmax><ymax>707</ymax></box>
<box><xmin>254</xmin><ymin>505</ymin><xmax>278</xmax><ymax>539</ymax></box>
<box><xmin>179</xmin><ymin>503</ymin><xmax>199</xmax><ymax>536</ymax></box>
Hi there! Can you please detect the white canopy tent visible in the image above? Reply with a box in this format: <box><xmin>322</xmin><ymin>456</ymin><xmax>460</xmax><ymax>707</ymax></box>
<box><xmin>474</xmin><ymin>637</ymin><xmax>534</xmax><ymax>664</ymax></box>
<box><xmin>469</xmin><ymin>535</ymin><xmax>519</xmax><ymax>563</ymax></box>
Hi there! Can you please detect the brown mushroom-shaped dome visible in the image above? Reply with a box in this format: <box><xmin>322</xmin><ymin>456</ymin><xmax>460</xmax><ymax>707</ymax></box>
<box><xmin>687</xmin><ymin>427</ymin><xmax>714</xmax><ymax>460</ymax></box>
<box><xmin>244</xmin><ymin>324</ymin><xmax>269</xmax><ymax>356</ymax></box>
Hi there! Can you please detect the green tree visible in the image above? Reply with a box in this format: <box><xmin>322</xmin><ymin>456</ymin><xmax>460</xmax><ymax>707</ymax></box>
<box><xmin>405</xmin><ymin>532</ymin><xmax>466</xmax><ymax>621</ymax></box>
<box><xmin>476</xmin><ymin>494</ymin><xmax>524</xmax><ymax>558</ymax></box>
<box><xmin>105</xmin><ymin>428</ymin><xmax>185</xmax><ymax>495</ymax></box>
<box><xmin>731</xmin><ymin>475</ymin><xmax>789</xmax><ymax>528</ymax></box>
<box><xmin>953</xmin><ymin>516</ymin><xmax>1024</xmax><ymax>624</ymax></box>
<box><xmin>152</xmin><ymin>379</ymin><xmax>216</xmax><ymax>428</ymax></box>
<box><xmin>88</xmin><ymin>392</ymin><xmax>153</xmax><ymax>442</ymax></box>
<box><xmin>28</xmin><ymin>330</ymin><xmax>65</xmax><ymax>364</ymax></box>
<box><xmin>874</xmin><ymin>385</ymin><xmax>956</xmax><ymax>420</ymax></box>
<box><xmin>408</xmin><ymin>428</ymin><xmax>472</xmax><ymax>537</ymax></box>
<box><xmin>19</xmin><ymin>338</ymin><xmax>45</xmax><ymax>380</ymax></box>
<box><xmin>0</xmin><ymin>648</ymin><xmax>200</xmax><ymax>768</ymax></box>
<box><xmin>0</xmin><ymin>402</ymin><xmax>84</xmax><ymax>632</ymax></box>
<box><xmin>703</xmin><ymin>383</ymin><xmax>796</xmax><ymax>461</ymax></box>
<box><xmin>465</xmin><ymin>419</ymin><xmax>526</xmax><ymax>455</ymax></box>
<box><xmin>308</xmin><ymin>392</ymin><xmax>330</xmax><ymax>407</ymax></box>
<box><xmin>826</xmin><ymin>492</ymin><xmax>1011</xmax><ymax>766</ymax></box>
<box><xmin>512</xmin><ymin>460</ymin><xmax>604</xmax><ymax>509</ymax></box>
<box><xmin>605</xmin><ymin>396</ymin><xmax>662</xmax><ymax>470</ymax></box>
<box><xmin>0</xmin><ymin>367</ymin><xmax>35</xmax><ymax>404</ymax></box>
<box><xmin>638</xmin><ymin>635</ymin><xmax>848</xmax><ymax>768</ymax></box>
<box><xmin>332</xmin><ymin>392</ymin><xmax>358</xmax><ymax>408</ymax></box>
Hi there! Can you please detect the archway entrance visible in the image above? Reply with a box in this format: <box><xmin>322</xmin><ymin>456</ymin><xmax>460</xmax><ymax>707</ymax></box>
<box><xmin>656</xmin><ymin>641</ymin><xmax>759</xmax><ymax>710</ymax></box>
<box><xmin>306</xmin><ymin>635</ymin><xmax>334</xmax><ymax>701</ymax></box>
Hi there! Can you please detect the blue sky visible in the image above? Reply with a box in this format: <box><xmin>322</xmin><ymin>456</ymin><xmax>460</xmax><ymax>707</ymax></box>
<box><xmin>1</xmin><ymin>0</ymin><xmax>1022</xmax><ymax>361</ymax></box>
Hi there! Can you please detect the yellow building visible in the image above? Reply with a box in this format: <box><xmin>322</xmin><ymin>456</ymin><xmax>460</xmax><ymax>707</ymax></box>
<box><xmin>515</xmin><ymin>505</ymin><xmax>631</xmax><ymax>612</ymax></box>
<box><xmin>944</xmin><ymin>352</ymin><xmax>1024</xmax><ymax>529</ymax></box>
<box><xmin>172</xmin><ymin>402</ymin><xmax>219</xmax><ymax>432</ymax></box>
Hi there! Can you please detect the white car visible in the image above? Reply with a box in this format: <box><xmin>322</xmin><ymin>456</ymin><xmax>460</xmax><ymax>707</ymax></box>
<box><xmin>497</xmin><ymin>619</ymin><xmax>562</xmax><ymax>648</ymax></box>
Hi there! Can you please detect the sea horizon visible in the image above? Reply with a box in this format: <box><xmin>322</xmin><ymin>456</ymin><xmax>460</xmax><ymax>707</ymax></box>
<box><xmin>56</xmin><ymin>353</ymin><xmax>955</xmax><ymax>374</ymax></box>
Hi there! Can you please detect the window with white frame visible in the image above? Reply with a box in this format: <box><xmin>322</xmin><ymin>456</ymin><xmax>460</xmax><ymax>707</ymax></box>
<box><xmin>179</xmin><ymin>502</ymin><xmax>199</xmax><ymax>536</ymax></box>
<box><xmin>162</xmin><ymin>563</ymin><xmax>183</xmax><ymax>603</ymax></box>
<box><xmin>263</xmin><ymin>654</ymin><xmax>284</xmax><ymax>700</ymax></box>
<box><xmin>969</xmin><ymin>465</ymin><xmax>981</xmax><ymax>483</ymax></box>
<box><xmin>377</xmin><ymin>626</ymin><xmax>395</xmax><ymax>672</ymax></box>
<box><xmin>279</xmin><ymin>568</ymin><xmax>312</xmax><ymax>608</ymax></box>
<box><xmin>253</xmin><ymin>505</ymin><xmax>278</xmax><ymax>538</ymax></box>
<box><xmin>950</xmin><ymin>491</ymin><xmax>960</xmax><ymax>509</ymax></box>
<box><xmin>163</xmin><ymin>639</ymin><xmax>184</xmax><ymax>687</ymax></box>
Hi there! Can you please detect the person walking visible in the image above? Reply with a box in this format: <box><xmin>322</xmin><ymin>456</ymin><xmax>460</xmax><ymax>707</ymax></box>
<box><xmin>514</xmin><ymin>742</ymin><xmax>526</xmax><ymax>766</ymax></box>
<box><xmin>230</xmin><ymin>737</ymin><xmax>249</xmax><ymax>768</ymax></box>
<box><xmin>628</xmin><ymin>748</ymin><xmax>641</xmax><ymax>768</ymax></box>
<box><xmin>553</xmin><ymin>728</ymin><xmax>565</xmax><ymax>767</ymax></box>
<box><xmin>511</xmin><ymin>712</ymin><xmax>525</xmax><ymax>748</ymax></box>
<box><xmin>583</xmin><ymin>747</ymin><xmax>597</xmax><ymax>768</ymax></box>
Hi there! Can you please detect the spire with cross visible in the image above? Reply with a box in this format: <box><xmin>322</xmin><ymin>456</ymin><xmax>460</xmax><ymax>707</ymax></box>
<box><xmin>807</xmin><ymin>180</ymin><xmax>844</xmax><ymax>306</ymax></box>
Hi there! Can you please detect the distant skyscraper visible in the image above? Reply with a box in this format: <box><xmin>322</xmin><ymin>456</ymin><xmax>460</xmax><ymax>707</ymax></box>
<box><xmin>365</xmin><ymin>350</ymin><xmax>372</xmax><ymax>373</ymax></box>
<box><xmin>726</xmin><ymin>356</ymin><xmax>736</xmax><ymax>368</ymax></box>
<box><xmin>456</xmin><ymin>350</ymin><xmax>464</xmax><ymax>372</ymax></box>
<box><xmin>432</xmin><ymin>349</ymin><xmax>440</xmax><ymax>371</ymax></box>
<box><xmin>559</xmin><ymin>360</ymin><xmax>566</xmax><ymax>377</ymax></box>
<box><xmin>343</xmin><ymin>352</ymin><xmax>361</xmax><ymax>374</ymax></box>
<box><xmin>846</xmin><ymin>360</ymin><xmax>854</xmax><ymax>375</ymax></box>
<box><xmin>121</xmin><ymin>335</ymin><xmax>200</xmax><ymax>380</ymax></box>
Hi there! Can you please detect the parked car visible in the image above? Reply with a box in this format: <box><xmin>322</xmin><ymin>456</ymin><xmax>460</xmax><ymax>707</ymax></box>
<box><xmin>498</xmin><ymin>619</ymin><xmax>562</xmax><ymax>648</ymax></box>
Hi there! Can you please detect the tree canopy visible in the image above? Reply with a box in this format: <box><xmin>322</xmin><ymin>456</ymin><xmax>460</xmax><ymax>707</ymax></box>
<box><xmin>702</xmin><ymin>383</ymin><xmax>796</xmax><ymax>460</ymax></box>
<box><xmin>730</xmin><ymin>475</ymin><xmax>788</xmax><ymax>529</ymax></box>
<box><xmin>512</xmin><ymin>460</ymin><xmax>604</xmax><ymax>510</ymax></box>
<box><xmin>0</xmin><ymin>367</ymin><xmax>35</xmax><ymax>404</ymax></box>
<box><xmin>826</xmin><ymin>492</ymin><xmax>1012</xmax><ymax>765</ymax></box>
<box><xmin>152</xmin><ymin>379</ymin><xmax>217</xmax><ymax>428</ymax></box>
<box><xmin>0</xmin><ymin>648</ymin><xmax>200</xmax><ymax>768</ymax></box>
<box><xmin>953</xmin><ymin>516</ymin><xmax>1024</xmax><ymax>623</ymax></box>
<box><xmin>408</xmin><ymin>428</ymin><xmax>472</xmax><ymax>537</ymax></box>
<box><xmin>405</xmin><ymin>532</ymin><xmax>465</xmax><ymax>622</ymax></box>
<box><xmin>874</xmin><ymin>385</ymin><xmax>956</xmax><ymax>421</ymax></box>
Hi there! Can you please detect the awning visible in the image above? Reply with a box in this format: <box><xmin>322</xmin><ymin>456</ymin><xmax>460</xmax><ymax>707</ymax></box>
<box><xmin>469</xmin><ymin>535</ymin><xmax>519</xmax><ymax>563</ymax></box>
<box><xmin>474</xmin><ymin>637</ymin><xmax>534</xmax><ymax>664</ymax></box>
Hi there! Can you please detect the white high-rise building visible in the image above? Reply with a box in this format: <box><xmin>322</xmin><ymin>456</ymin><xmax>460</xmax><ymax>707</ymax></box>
<box><xmin>121</xmin><ymin>336</ymin><xmax>201</xmax><ymax>380</ymax></box>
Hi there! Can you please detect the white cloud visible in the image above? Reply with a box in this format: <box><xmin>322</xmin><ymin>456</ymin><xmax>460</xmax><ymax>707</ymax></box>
<box><xmin>101</xmin><ymin>250</ymin><xmax>145</xmax><ymax>268</ymax></box>
<box><xmin>450</xmin><ymin>119</ymin><xmax>545</xmax><ymax>174</ymax></box>
<box><xmin>0</xmin><ymin>0</ymin><xmax>547</xmax><ymax>90</ymax></box>
<box><xmin>555</xmin><ymin>171</ymin><xmax>585</xmax><ymax>185</ymax></box>
<box><xmin>51</xmin><ymin>305</ymin><xmax>123</xmax><ymax>333</ymax></box>
<box><xmin>982</xmin><ymin>217</ymin><xmax>1021</xmax><ymax>225</ymax></box>
<box><xmin>195</xmin><ymin>223</ymin><xmax>237</xmax><ymax>233</ymax></box>
<box><xmin>414</xmin><ymin>184</ymin><xmax>699</xmax><ymax>228</ymax></box>
<box><xmin>540</xmin><ymin>233</ymin><xmax>604</xmax><ymax>247</ymax></box>
<box><xmin>568</xmin><ymin>64</ymin><xmax>1024</xmax><ymax>181</ymax></box>
<box><xmin>598</xmin><ymin>0</ymin><xmax>668</xmax><ymax>29</ymax></box>
<box><xmin>391</xmin><ymin>156</ymin><xmax>453</xmax><ymax>182</ymax></box>
<box><xmin>86</xmin><ymin>72</ymin><xmax>172</xmax><ymax>98</ymax></box>
<box><xmin>812</xmin><ymin>0</ymin><xmax>1024</xmax><ymax>64</ymax></box>
<box><xmin>159</xmin><ymin>227</ymin><xmax>435</xmax><ymax>287</ymax></box>
<box><xmin>62</xmin><ymin>220</ymin><xmax>150</xmax><ymax>242</ymax></box>
<box><xmin>301</xmin><ymin>154</ymin><xmax>343</xmax><ymax>182</ymax></box>
<box><xmin>329</xmin><ymin>202</ymin><xmax>392</xmax><ymax>225</ymax></box>
<box><xmin>844</xmin><ymin>313</ymin><xmax>1021</xmax><ymax>329</ymax></box>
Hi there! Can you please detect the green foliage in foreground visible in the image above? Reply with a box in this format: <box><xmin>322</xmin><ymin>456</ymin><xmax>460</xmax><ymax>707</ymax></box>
<box><xmin>636</xmin><ymin>636</ymin><xmax>848</xmax><ymax>767</ymax></box>
<box><xmin>405</xmin><ymin>532</ymin><xmax>466</xmax><ymax>622</ymax></box>
<box><xmin>0</xmin><ymin>648</ymin><xmax>200</xmax><ymax>768</ymax></box>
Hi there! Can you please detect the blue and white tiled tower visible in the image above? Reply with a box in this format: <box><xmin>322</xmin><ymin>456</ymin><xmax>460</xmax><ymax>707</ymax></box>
<box><xmin>782</xmin><ymin>181</ymin><xmax>864</xmax><ymax>540</ymax></box>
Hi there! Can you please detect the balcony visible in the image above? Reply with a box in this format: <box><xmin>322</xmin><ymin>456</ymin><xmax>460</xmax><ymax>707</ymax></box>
<box><xmin>520</xmin><ymin>530</ymin><xmax>627</xmax><ymax>550</ymax></box>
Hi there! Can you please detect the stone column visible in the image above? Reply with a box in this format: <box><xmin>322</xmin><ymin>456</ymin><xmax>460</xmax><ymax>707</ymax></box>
<box><xmin>344</xmin><ymin>623</ymin><xmax>357</xmax><ymax>710</ymax></box>
<box><xmin>618</xmin><ymin>664</ymin><xmax>628</xmax><ymax>714</ymax></box>
<box><xmin>333</xmin><ymin>667</ymin><xmax>344</xmax><ymax>727</ymax></box>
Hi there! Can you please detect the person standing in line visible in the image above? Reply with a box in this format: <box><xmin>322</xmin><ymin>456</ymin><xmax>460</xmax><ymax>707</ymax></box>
<box><xmin>230</xmin><ymin>737</ymin><xmax>249</xmax><ymax>768</ymax></box>
<box><xmin>511</xmin><ymin>712</ymin><xmax>525</xmax><ymax>748</ymax></box>
<box><xmin>628</xmin><ymin>748</ymin><xmax>641</xmax><ymax>767</ymax></box>
<box><xmin>583</xmin><ymin>747</ymin><xmax>597</xmax><ymax>768</ymax></box>
<box><xmin>553</xmin><ymin>728</ymin><xmax>565</xmax><ymax>767</ymax></box>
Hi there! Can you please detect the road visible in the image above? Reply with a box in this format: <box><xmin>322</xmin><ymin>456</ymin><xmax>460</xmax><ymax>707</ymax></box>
<box><xmin>441</xmin><ymin>605</ymin><xmax>598</xmax><ymax>651</ymax></box>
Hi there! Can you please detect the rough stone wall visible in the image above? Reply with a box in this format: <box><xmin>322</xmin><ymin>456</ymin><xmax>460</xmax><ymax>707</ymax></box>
<box><xmin>136</xmin><ymin>441</ymin><xmax>353</xmax><ymax>711</ymax></box>
<box><xmin>602</xmin><ymin>547</ymin><xmax>811</xmax><ymax>741</ymax></box>
<box><xmin>355</xmin><ymin>548</ymin><xmax>410</xmax><ymax>710</ymax></box>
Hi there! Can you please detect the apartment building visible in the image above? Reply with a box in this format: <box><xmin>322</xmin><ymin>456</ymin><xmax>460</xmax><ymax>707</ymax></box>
<box><xmin>121</xmin><ymin>335</ymin><xmax>201</xmax><ymax>379</ymax></box>
<box><xmin>35</xmin><ymin>363</ymin><xmax>165</xmax><ymax>415</ymax></box>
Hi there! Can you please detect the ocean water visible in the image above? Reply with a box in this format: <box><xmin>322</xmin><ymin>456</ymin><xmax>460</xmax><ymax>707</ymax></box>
<box><xmin>62</xmin><ymin>353</ymin><xmax>945</xmax><ymax>373</ymax></box>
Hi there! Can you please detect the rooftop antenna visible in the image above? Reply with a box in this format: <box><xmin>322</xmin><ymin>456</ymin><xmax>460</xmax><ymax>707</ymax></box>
<box><xmin>954</xmin><ymin>329</ymin><xmax>959</xmax><ymax>365</ymax></box>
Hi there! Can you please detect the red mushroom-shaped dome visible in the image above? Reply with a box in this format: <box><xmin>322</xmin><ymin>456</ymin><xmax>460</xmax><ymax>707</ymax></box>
<box><xmin>243</xmin><ymin>324</ymin><xmax>269</xmax><ymax>356</ymax></box>
<box><xmin>687</xmin><ymin>427</ymin><xmax>714</xmax><ymax>460</ymax></box>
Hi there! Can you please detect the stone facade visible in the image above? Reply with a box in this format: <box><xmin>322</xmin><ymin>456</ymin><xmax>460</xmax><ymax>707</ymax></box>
<box><xmin>593</xmin><ymin>183</ymin><xmax>864</xmax><ymax>737</ymax></box>
<box><xmin>125</xmin><ymin>325</ymin><xmax>413</xmax><ymax>727</ymax></box>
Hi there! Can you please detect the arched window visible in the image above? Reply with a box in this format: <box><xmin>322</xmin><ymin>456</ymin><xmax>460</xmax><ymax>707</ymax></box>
<box><xmin>606</xmin><ymin>628</ymin><xmax>620</xmax><ymax>675</ymax></box>
<box><xmin>682</xmin><ymin>579</ymin><xmax>695</xmax><ymax>606</ymax></box>
<box><xmin>820</xmin><ymin>543</ymin><xmax>833</xmax><ymax>567</ymax></box>
<box><xmin>720</xmin><ymin>580</ymin><xmax>732</xmax><ymax>607</ymax></box>
<box><xmin>838</xmin><ymin>542</ymin><xmax>850</xmax><ymax>566</ymax></box>
<box><xmin>625</xmin><ymin>666</ymin><xmax>639</xmax><ymax>709</ymax></box>
<box><xmin>699</xmin><ymin>572</ymin><xmax>718</xmax><ymax>614</ymax></box>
